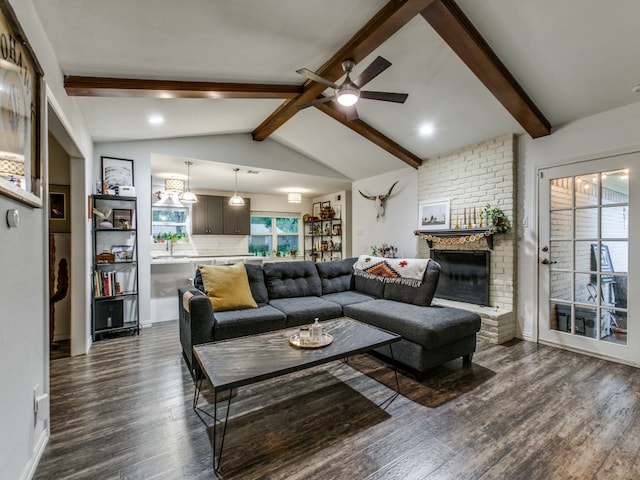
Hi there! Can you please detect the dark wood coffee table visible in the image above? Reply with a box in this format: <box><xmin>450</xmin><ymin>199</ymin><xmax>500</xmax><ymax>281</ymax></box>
<box><xmin>192</xmin><ymin>317</ymin><xmax>401</xmax><ymax>473</ymax></box>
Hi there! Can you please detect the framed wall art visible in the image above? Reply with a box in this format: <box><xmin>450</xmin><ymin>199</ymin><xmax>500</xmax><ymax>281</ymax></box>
<box><xmin>418</xmin><ymin>200</ymin><xmax>450</xmax><ymax>230</ymax></box>
<box><xmin>49</xmin><ymin>184</ymin><xmax>70</xmax><ymax>233</ymax></box>
<box><xmin>0</xmin><ymin>0</ymin><xmax>45</xmax><ymax>208</ymax></box>
<box><xmin>101</xmin><ymin>156</ymin><xmax>134</xmax><ymax>192</ymax></box>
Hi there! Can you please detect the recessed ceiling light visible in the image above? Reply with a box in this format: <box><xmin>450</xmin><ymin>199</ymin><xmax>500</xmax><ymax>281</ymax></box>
<box><xmin>148</xmin><ymin>115</ymin><xmax>164</xmax><ymax>125</ymax></box>
<box><xmin>419</xmin><ymin>124</ymin><xmax>434</xmax><ymax>136</ymax></box>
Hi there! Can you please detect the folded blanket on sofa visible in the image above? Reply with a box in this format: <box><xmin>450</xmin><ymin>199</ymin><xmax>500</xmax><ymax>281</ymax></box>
<box><xmin>353</xmin><ymin>255</ymin><xmax>430</xmax><ymax>287</ymax></box>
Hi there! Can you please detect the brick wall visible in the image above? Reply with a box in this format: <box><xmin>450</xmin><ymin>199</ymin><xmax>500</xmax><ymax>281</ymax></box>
<box><xmin>417</xmin><ymin>134</ymin><xmax>516</xmax><ymax>343</ymax></box>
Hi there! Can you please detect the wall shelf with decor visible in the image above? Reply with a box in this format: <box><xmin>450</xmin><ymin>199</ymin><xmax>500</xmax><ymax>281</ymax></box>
<box><xmin>304</xmin><ymin>201</ymin><xmax>343</xmax><ymax>262</ymax></box>
<box><xmin>91</xmin><ymin>195</ymin><xmax>139</xmax><ymax>340</ymax></box>
<box><xmin>414</xmin><ymin>228</ymin><xmax>495</xmax><ymax>250</ymax></box>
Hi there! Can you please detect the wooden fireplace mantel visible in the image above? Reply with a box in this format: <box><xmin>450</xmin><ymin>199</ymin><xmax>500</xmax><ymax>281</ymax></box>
<box><xmin>414</xmin><ymin>228</ymin><xmax>495</xmax><ymax>250</ymax></box>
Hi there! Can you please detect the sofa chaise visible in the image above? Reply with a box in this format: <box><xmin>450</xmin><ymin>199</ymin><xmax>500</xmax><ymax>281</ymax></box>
<box><xmin>178</xmin><ymin>257</ymin><xmax>481</xmax><ymax>379</ymax></box>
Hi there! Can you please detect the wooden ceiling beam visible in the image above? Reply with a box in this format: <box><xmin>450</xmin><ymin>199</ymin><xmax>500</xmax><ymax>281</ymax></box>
<box><xmin>421</xmin><ymin>0</ymin><xmax>550</xmax><ymax>138</ymax></box>
<box><xmin>315</xmin><ymin>102</ymin><xmax>422</xmax><ymax>169</ymax></box>
<box><xmin>64</xmin><ymin>76</ymin><xmax>302</xmax><ymax>99</ymax></box>
<box><xmin>252</xmin><ymin>0</ymin><xmax>435</xmax><ymax>141</ymax></box>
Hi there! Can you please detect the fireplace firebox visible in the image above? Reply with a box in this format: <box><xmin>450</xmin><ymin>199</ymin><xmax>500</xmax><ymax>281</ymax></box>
<box><xmin>430</xmin><ymin>250</ymin><xmax>490</xmax><ymax>306</ymax></box>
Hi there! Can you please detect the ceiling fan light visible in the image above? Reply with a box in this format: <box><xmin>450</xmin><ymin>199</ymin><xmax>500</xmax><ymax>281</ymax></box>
<box><xmin>337</xmin><ymin>89</ymin><xmax>359</xmax><ymax>106</ymax></box>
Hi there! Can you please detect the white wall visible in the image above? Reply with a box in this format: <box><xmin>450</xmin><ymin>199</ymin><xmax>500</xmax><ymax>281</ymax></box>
<box><xmin>1</xmin><ymin>1</ymin><xmax>93</xmax><ymax>479</ymax></box>
<box><xmin>518</xmin><ymin>101</ymin><xmax>640</xmax><ymax>342</ymax></box>
<box><xmin>352</xmin><ymin>167</ymin><xmax>417</xmax><ymax>258</ymax></box>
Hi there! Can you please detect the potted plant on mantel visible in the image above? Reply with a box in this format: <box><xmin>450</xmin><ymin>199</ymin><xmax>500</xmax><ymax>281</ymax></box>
<box><xmin>482</xmin><ymin>204</ymin><xmax>511</xmax><ymax>233</ymax></box>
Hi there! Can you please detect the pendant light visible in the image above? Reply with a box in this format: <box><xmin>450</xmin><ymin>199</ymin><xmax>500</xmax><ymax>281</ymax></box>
<box><xmin>229</xmin><ymin>168</ymin><xmax>244</xmax><ymax>206</ymax></box>
<box><xmin>180</xmin><ymin>161</ymin><xmax>197</xmax><ymax>203</ymax></box>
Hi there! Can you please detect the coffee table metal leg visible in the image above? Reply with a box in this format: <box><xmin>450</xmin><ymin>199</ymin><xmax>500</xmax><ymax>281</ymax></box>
<box><xmin>378</xmin><ymin>344</ymin><xmax>401</xmax><ymax>409</ymax></box>
<box><xmin>192</xmin><ymin>378</ymin><xmax>234</xmax><ymax>473</ymax></box>
<box><xmin>212</xmin><ymin>389</ymin><xmax>233</xmax><ymax>473</ymax></box>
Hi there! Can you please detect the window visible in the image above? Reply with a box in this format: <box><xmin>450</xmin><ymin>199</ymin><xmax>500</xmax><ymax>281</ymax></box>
<box><xmin>152</xmin><ymin>206</ymin><xmax>189</xmax><ymax>243</ymax></box>
<box><xmin>249</xmin><ymin>214</ymin><xmax>299</xmax><ymax>256</ymax></box>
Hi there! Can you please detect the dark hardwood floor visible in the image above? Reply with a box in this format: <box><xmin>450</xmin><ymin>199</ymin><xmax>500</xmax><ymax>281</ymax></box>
<box><xmin>35</xmin><ymin>321</ymin><xmax>640</xmax><ymax>479</ymax></box>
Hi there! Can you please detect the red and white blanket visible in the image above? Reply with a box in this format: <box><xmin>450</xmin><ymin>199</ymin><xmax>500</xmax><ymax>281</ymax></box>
<box><xmin>353</xmin><ymin>255</ymin><xmax>430</xmax><ymax>287</ymax></box>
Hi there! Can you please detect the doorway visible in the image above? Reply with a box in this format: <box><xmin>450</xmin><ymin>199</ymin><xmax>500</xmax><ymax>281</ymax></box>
<box><xmin>538</xmin><ymin>153</ymin><xmax>637</xmax><ymax>364</ymax></box>
<box><xmin>47</xmin><ymin>103</ymin><xmax>89</xmax><ymax>358</ymax></box>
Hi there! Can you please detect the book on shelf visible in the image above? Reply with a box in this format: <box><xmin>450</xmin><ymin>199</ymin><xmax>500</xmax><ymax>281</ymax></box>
<box><xmin>94</xmin><ymin>270</ymin><xmax>118</xmax><ymax>297</ymax></box>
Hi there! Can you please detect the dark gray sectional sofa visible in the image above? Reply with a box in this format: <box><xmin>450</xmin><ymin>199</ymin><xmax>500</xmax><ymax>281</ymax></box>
<box><xmin>178</xmin><ymin>257</ymin><xmax>481</xmax><ymax>379</ymax></box>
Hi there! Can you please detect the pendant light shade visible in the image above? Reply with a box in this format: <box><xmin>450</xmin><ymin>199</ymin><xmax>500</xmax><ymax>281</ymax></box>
<box><xmin>229</xmin><ymin>168</ymin><xmax>244</xmax><ymax>206</ymax></box>
<box><xmin>180</xmin><ymin>161</ymin><xmax>197</xmax><ymax>203</ymax></box>
<box><xmin>287</xmin><ymin>192</ymin><xmax>302</xmax><ymax>203</ymax></box>
<box><xmin>164</xmin><ymin>178</ymin><xmax>185</xmax><ymax>193</ymax></box>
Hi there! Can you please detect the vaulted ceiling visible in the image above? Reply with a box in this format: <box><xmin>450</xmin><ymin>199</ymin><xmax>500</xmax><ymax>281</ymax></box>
<box><xmin>32</xmin><ymin>0</ymin><xmax>640</xmax><ymax>195</ymax></box>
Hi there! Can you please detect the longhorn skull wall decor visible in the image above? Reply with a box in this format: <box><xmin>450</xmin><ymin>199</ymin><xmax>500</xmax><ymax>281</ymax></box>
<box><xmin>358</xmin><ymin>181</ymin><xmax>398</xmax><ymax>221</ymax></box>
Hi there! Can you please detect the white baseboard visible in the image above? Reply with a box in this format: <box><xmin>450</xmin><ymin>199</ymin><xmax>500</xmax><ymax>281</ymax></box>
<box><xmin>20</xmin><ymin>430</ymin><xmax>48</xmax><ymax>480</ymax></box>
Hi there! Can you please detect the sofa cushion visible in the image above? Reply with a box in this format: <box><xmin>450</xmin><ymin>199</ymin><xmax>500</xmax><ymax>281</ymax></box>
<box><xmin>315</xmin><ymin>257</ymin><xmax>357</xmax><ymax>294</ymax></box>
<box><xmin>195</xmin><ymin>263</ymin><xmax>268</xmax><ymax>304</ymax></box>
<box><xmin>244</xmin><ymin>262</ymin><xmax>269</xmax><ymax>305</ymax></box>
<box><xmin>353</xmin><ymin>275</ymin><xmax>385</xmax><ymax>298</ymax></box>
<box><xmin>344</xmin><ymin>299</ymin><xmax>481</xmax><ymax>349</ymax></box>
<box><xmin>268</xmin><ymin>297</ymin><xmax>342</xmax><ymax>327</ymax></box>
<box><xmin>383</xmin><ymin>260</ymin><xmax>441</xmax><ymax>306</ymax></box>
<box><xmin>321</xmin><ymin>291</ymin><xmax>375</xmax><ymax>308</ymax></box>
<box><xmin>263</xmin><ymin>261</ymin><xmax>322</xmax><ymax>299</ymax></box>
<box><xmin>214</xmin><ymin>305</ymin><xmax>286</xmax><ymax>340</ymax></box>
<box><xmin>198</xmin><ymin>263</ymin><xmax>258</xmax><ymax>312</ymax></box>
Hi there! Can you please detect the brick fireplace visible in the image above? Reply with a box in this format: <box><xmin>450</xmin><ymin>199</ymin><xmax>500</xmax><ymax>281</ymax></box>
<box><xmin>417</xmin><ymin>134</ymin><xmax>517</xmax><ymax>344</ymax></box>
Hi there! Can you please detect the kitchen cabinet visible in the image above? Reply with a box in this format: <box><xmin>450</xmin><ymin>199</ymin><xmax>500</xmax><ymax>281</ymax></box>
<box><xmin>191</xmin><ymin>195</ymin><xmax>223</xmax><ymax>234</ymax></box>
<box><xmin>222</xmin><ymin>197</ymin><xmax>251</xmax><ymax>235</ymax></box>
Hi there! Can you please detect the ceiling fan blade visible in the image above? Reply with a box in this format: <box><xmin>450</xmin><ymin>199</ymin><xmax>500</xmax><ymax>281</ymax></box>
<box><xmin>296</xmin><ymin>68</ymin><xmax>338</xmax><ymax>89</ymax></box>
<box><xmin>352</xmin><ymin>56</ymin><xmax>392</xmax><ymax>88</ymax></box>
<box><xmin>297</xmin><ymin>95</ymin><xmax>336</xmax><ymax>110</ymax></box>
<box><xmin>344</xmin><ymin>105</ymin><xmax>359</xmax><ymax>121</ymax></box>
<box><xmin>360</xmin><ymin>91</ymin><xmax>408</xmax><ymax>103</ymax></box>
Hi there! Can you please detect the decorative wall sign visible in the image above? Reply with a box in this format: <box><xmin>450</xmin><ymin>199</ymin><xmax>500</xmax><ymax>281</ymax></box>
<box><xmin>0</xmin><ymin>0</ymin><xmax>45</xmax><ymax>207</ymax></box>
<box><xmin>101</xmin><ymin>156</ymin><xmax>134</xmax><ymax>191</ymax></box>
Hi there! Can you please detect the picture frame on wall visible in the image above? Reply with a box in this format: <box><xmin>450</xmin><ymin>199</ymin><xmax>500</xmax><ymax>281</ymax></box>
<box><xmin>0</xmin><ymin>0</ymin><xmax>45</xmax><ymax>208</ymax></box>
<box><xmin>418</xmin><ymin>200</ymin><xmax>450</xmax><ymax>230</ymax></box>
<box><xmin>312</xmin><ymin>202</ymin><xmax>321</xmax><ymax>218</ymax></box>
<box><xmin>101</xmin><ymin>156</ymin><xmax>134</xmax><ymax>192</ymax></box>
<box><xmin>49</xmin><ymin>184</ymin><xmax>70</xmax><ymax>233</ymax></box>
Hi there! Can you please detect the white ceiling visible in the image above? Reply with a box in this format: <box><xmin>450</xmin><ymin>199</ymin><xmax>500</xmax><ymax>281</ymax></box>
<box><xmin>32</xmin><ymin>0</ymin><xmax>640</xmax><ymax>195</ymax></box>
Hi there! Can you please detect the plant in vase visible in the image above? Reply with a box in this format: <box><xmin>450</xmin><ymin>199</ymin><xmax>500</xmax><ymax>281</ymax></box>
<box><xmin>482</xmin><ymin>204</ymin><xmax>511</xmax><ymax>233</ymax></box>
<box><xmin>290</xmin><ymin>248</ymin><xmax>298</xmax><ymax>258</ymax></box>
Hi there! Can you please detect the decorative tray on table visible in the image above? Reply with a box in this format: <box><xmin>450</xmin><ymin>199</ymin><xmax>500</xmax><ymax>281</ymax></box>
<box><xmin>288</xmin><ymin>332</ymin><xmax>334</xmax><ymax>349</ymax></box>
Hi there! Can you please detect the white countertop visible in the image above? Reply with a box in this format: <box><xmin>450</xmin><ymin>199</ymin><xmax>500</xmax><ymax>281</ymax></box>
<box><xmin>150</xmin><ymin>255</ymin><xmax>255</xmax><ymax>265</ymax></box>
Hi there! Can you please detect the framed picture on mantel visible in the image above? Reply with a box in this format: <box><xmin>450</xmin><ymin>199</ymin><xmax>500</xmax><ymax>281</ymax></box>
<box><xmin>418</xmin><ymin>200</ymin><xmax>450</xmax><ymax>230</ymax></box>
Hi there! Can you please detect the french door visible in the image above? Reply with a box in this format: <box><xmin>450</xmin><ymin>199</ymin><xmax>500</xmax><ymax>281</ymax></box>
<box><xmin>538</xmin><ymin>153</ymin><xmax>638</xmax><ymax>365</ymax></box>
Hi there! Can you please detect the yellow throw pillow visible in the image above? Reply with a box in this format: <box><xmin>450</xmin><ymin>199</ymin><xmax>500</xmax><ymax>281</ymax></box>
<box><xmin>198</xmin><ymin>262</ymin><xmax>258</xmax><ymax>312</ymax></box>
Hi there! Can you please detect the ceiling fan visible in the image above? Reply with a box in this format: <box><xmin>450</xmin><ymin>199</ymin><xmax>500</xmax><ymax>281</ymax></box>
<box><xmin>296</xmin><ymin>56</ymin><xmax>408</xmax><ymax>121</ymax></box>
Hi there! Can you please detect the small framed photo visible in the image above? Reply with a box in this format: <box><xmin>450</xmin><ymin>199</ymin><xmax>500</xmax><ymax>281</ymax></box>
<box><xmin>111</xmin><ymin>245</ymin><xmax>134</xmax><ymax>262</ymax></box>
<box><xmin>312</xmin><ymin>202</ymin><xmax>321</xmax><ymax>218</ymax></box>
<box><xmin>333</xmin><ymin>205</ymin><xmax>341</xmax><ymax>219</ymax></box>
<box><xmin>49</xmin><ymin>184</ymin><xmax>70</xmax><ymax>233</ymax></box>
<box><xmin>113</xmin><ymin>209</ymin><xmax>133</xmax><ymax>229</ymax></box>
<box><xmin>102</xmin><ymin>156</ymin><xmax>134</xmax><ymax>191</ymax></box>
<box><xmin>418</xmin><ymin>200</ymin><xmax>450</xmax><ymax>230</ymax></box>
